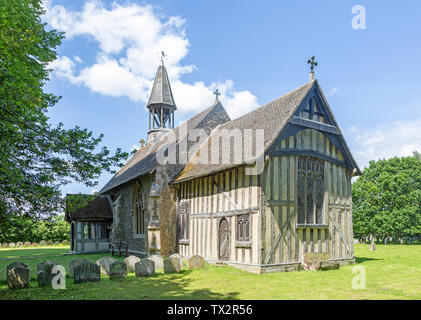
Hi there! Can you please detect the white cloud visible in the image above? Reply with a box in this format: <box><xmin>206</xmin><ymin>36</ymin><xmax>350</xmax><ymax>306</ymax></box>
<box><xmin>44</xmin><ymin>0</ymin><xmax>259</xmax><ymax>118</ymax></box>
<box><xmin>348</xmin><ymin>118</ymin><xmax>421</xmax><ymax>168</ymax></box>
<box><xmin>328</xmin><ymin>87</ymin><xmax>339</xmax><ymax>96</ymax></box>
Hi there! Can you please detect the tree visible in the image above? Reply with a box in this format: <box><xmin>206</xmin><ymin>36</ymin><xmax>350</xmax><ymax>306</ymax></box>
<box><xmin>0</xmin><ymin>0</ymin><xmax>128</xmax><ymax>220</ymax></box>
<box><xmin>352</xmin><ymin>153</ymin><xmax>421</xmax><ymax>242</ymax></box>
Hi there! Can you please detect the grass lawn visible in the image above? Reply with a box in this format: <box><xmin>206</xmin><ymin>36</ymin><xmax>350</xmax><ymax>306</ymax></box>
<box><xmin>0</xmin><ymin>244</ymin><xmax>420</xmax><ymax>300</ymax></box>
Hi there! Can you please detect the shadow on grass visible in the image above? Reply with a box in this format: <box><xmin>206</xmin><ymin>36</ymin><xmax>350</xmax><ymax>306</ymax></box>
<box><xmin>0</xmin><ymin>248</ymin><xmax>69</xmax><ymax>260</ymax></box>
<box><xmin>355</xmin><ymin>256</ymin><xmax>383</xmax><ymax>264</ymax></box>
<box><xmin>0</xmin><ymin>268</ymin><xmax>240</xmax><ymax>300</ymax></box>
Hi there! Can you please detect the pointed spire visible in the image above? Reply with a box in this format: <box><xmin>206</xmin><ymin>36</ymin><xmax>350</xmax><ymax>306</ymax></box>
<box><xmin>147</xmin><ymin>63</ymin><xmax>176</xmax><ymax>110</ymax></box>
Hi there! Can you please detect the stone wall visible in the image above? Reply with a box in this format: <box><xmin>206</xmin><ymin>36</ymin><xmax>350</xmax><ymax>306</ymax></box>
<box><xmin>109</xmin><ymin>173</ymin><xmax>154</xmax><ymax>257</ymax></box>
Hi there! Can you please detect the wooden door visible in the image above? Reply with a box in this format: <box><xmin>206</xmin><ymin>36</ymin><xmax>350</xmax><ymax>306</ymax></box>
<box><xmin>219</xmin><ymin>218</ymin><xmax>230</xmax><ymax>261</ymax></box>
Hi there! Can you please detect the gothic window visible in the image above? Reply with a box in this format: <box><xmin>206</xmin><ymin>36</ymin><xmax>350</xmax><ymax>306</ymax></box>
<box><xmin>133</xmin><ymin>184</ymin><xmax>146</xmax><ymax>235</ymax></box>
<box><xmin>297</xmin><ymin>157</ymin><xmax>325</xmax><ymax>225</ymax></box>
<box><xmin>84</xmin><ymin>223</ymin><xmax>96</xmax><ymax>239</ymax></box>
<box><xmin>236</xmin><ymin>214</ymin><xmax>250</xmax><ymax>242</ymax></box>
<box><xmin>179</xmin><ymin>201</ymin><xmax>190</xmax><ymax>240</ymax></box>
<box><xmin>299</xmin><ymin>98</ymin><xmax>327</xmax><ymax>124</ymax></box>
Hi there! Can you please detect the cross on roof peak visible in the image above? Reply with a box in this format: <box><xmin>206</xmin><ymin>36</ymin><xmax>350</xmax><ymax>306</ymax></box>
<box><xmin>213</xmin><ymin>89</ymin><xmax>221</xmax><ymax>101</ymax></box>
<box><xmin>307</xmin><ymin>56</ymin><xmax>318</xmax><ymax>72</ymax></box>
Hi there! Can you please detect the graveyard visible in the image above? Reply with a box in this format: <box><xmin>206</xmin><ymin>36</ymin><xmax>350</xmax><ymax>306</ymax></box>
<box><xmin>0</xmin><ymin>243</ymin><xmax>421</xmax><ymax>300</ymax></box>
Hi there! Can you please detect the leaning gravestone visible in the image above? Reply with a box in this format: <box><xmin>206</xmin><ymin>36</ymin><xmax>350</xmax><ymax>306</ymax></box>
<box><xmin>74</xmin><ymin>261</ymin><xmax>100</xmax><ymax>283</ymax></box>
<box><xmin>69</xmin><ymin>258</ymin><xmax>89</xmax><ymax>278</ymax></box>
<box><xmin>187</xmin><ymin>255</ymin><xmax>205</xmax><ymax>270</ymax></box>
<box><xmin>124</xmin><ymin>255</ymin><xmax>140</xmax><ymax>273</ymax></box>
<box><xmin>164</xmin><ymin>254</ymin><xmax>182</xmax><ymax>273</ymax></box>
<box><xmin>96</xmin><ymin>256</ymin><xmax>117</xmax><ymax>275</ymax></box>
<box><xmin>7</xmin><ymin>262</ymin><xmax>30</xmax><ymax>289</ymax></box>
<box><xmin>135</xmin><ymin>258</ymin><xmax>155</xmax><ymax>277</ymax></box>
<box><xmin>37</xmin><ymin>261</ymin><xmax>59</xmax><ymax>287</ymax></box>
<box><xmin>147</xmin><ymin>255</ymin><xmax>163</xmax><ymax>269</ymax></box>
<box><xmin>109</xmin><ymin>261</ymin><xmax>127</xmax><ymax>280</ymax></box>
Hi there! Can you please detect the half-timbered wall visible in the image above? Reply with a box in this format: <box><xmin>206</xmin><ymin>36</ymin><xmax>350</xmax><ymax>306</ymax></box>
<box><xmin>261</xmin><ymin>128</ymin><xmax>353</xmax><ymax>266</ymax></box>
<box><xmin>177</xmin><ymin>165</ymin><xmax>261</xmax><ymax>265</ymax></box>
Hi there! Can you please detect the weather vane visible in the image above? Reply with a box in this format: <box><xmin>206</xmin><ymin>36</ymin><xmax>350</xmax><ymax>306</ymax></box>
<box><xmin>213</xmin><ymin>89</ymin><xmax>221</xmax><ymax>101</ymax></box>
<box><xmin>158</xmin><ymin>50</ymin><xmax>167</xmax><ymax>65</ymax></box>
<box><xmin>307</xmin><ymin>56</ymin><xmax>318</xmax><ymax>71</ymax></box>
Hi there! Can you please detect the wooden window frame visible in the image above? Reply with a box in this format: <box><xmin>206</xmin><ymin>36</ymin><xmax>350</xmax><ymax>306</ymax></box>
<box><xmin>236</xmin><ymin>214</ymin><xmax>251</xmax><ymax>243</ymax></box>
<box><xmin>297</xmin><ymin>156</ymin><xmax>325</xmax><ymax>226</ymax></box>
<box><xmin>179</xmin><ymin>200</ymin><xmax>190</xmax><ymax>241</ymax></box>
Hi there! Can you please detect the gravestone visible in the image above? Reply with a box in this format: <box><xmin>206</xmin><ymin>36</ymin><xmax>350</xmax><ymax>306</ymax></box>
<box><xmin>32</xmin><ymin>242</ymin><xmax>38</xmax><ymax>247</ymax></box>
<box><xmin>147</xmin><ymin>255</ymin><xmax>163</xmax><ymax>269</ymax></box>
<box><xmin>96</xmin><ymin>256</ymin><xmax>117</xmax><ymax>275</ymax></box>
<box><xmin>69</xmin><ymin>258</ymin><xmax>89</xmax><ymax>278</ymax></box>
<box><xmin>109</xmin><ymin>261</ymin><xmax>127</xmax><ymax>280</ymax></box>
<box><xmin>74</xmin><ymin>261</ymin><xmax>100</xmax><ymax>283</ymax></box>
<box><xmin>47</xmin><ymin>240</ymin><xmax>54</xmax><ymax>246</ymax></box>
<box><xmin>2</xmin><ymin>243</ymin><xmax>9</xmax><ymax>248</ymax></box>
<box><xmin>54</xmin><ymin>241</ymin><xmax>60</xmax><ymax>246</ymax></box>
<box><xmin>124</xmin><ymin>255</ymin><xmax>140</xmax><ymax>273</ymax></box>
<box><xmin>16</xmin><ymin>242</ymin><xmax>23</xmax><ymax>248</ymax></box>
<box><xmin>39</xmin><ymin>240</ymin><xmax>47</xmax><ymax>246</ymax></box>
<box><xmin>24</xmin><ymin>242</ymin><xmax>31</xmax><ymax>247</ymax></box>
<box><xmin>319</xmin><ymin>261</ymin><xmax>340</xmax><ymax>271</ymax></box>
<box><xmin>187</xmin><ymin>255</ymin><xmax>205</xmax><ymax>270</ymax></box>
<box><xmin>9</xmin><ymin>243</ymin><xmax>16</xmax><ymax>248</ymax></box>
<box><xmin>164</xmin><ymin>254</ymin><xmax>182</xmax><ymax>273</ymax></box>
<box><xmin>7</xmin><ymin>262</ymin><xmax>28</xmax><ymax>275</ymax></box>
<box><xmin>135</xmin><ymin>259</ymin><xmax>155</xmax><ymax>277</ymax></box>
<box><xmin>37</xmin><ymin>261</ymin><xmax>59</xmax><ymax>287</ymax></box>
<box><xmin>301</xmin><ymin>253</ymin><xmax>330</xmax><ymax>271</ymax></box>
<box><xmin>7</xmin><ymin>263</ymin><xmax>30</xmax><ymax>289</ymax></box>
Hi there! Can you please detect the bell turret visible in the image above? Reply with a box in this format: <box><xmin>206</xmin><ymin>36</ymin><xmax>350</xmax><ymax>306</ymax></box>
<box><xmin>146</xmin><ymin>55</ymin><xmax>176</xmax><ymax>144</ymax></box>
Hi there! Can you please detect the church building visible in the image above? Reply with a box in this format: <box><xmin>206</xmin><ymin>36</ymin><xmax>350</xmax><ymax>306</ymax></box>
<box><xmin>67</xmin><ymin>57</ymin><xmax>361</xmax><ymax>273</ymax></box>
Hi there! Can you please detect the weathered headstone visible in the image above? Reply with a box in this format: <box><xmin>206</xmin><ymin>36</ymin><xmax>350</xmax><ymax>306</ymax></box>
<box><xmin>37</xmin><ymin>261</ymin><xmax>59</xmax><ymax>287</ymax></box>
<box><xmin>16</xmin><ymin>242</ymin><xmax>23</xmax><ymax>248</ymax></box>
<box><xmin>2</xmin><ymin>243</ymin><xmax>9</xmax><ymax>248</ymax></box>
<box><xmin>164</xmin><ymin>254</ymin><xmax>182</xmax><ymax>273</ymax></box>
<box><xmin>54</xmin><ymin>241</ymin><xmax>60</xmax><ymax>246</ymax></box>
<box><xmin>62</xmin><ymin>240</ymin><xmax>70</xmax><ymax>245</ymax></box>
<box><xmin>7</xmin><ymin>263</ymin><xmax>30</xmax><ymax>289</ymax></box>
<box><xmin>69</xmin><ymin>258</ymin><xmax>89</xmax><ymax>278</ymax></box>
<box><xmin>135</xmin><ymin>258</ymin><xmax>155</xmax><ymax>277</ymax></box>
<box><xmin>124</xmin><ymin>255</ymin><xmax>140</xmax><ymax>273</ymax></box>
<box><xmin>32</xmin><ymin>242</ymin><xmax>38</xmax><ymax>247</ymax></box>
<box><xmin>39</xmin><ymin>240</ymin><xmax>47</xmax><ymax>246</ymax></box>
<box><xmin>24</xmin><ymin>241</ymin><xmax>31</xmax><ymax>247</ymax></box>
<box><xmin>7</xmin><ymin>261</ymin><xmax>28</xmax><ymax>275</ymax></box>
<box><xmin>74</xmin><ymin>261</ymin><xmax>100</xmax><ymax>283</ymax></box>
<box><xmin>9</xmin><ymin>243</ymin><xmax>16</xmax><ymax>248</ymax></box>
<box><xmin>96</xmin><ymin>256</ymin><xmax>117</xmax><ymax>275</ymax></box>
<box><xmin>147</xmin><ymin>255</ymin><xmax>163</xmax><ymax>269</ymax></box>
<box><xmin>369</xmin><ymin>234</ymin><xmax>376</xmax><ymax>251</ymax></box>
<box><xmin>47</xmin><ymin>240</ymin><xmax>54</xmax><ymax>246</ymax></box>
<box><xmin>187</xmin><ymin>255</ymin><xmax>205</xmax><ymax>270</ymax></box>
<box><xmin>301</xmin><ymin>253</ymin><xmax>330</xmax><ymax>271</ymax></box>
<box><xmin>109</xmin><ymin>261</ymin><xmax>127</xmax><ymax>280</ymax></box>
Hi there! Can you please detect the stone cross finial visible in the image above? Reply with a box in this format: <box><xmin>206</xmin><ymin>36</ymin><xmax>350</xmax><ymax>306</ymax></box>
<box><xmin>213</xmin><ymin>89</ymin><xmax>221</xmax><ymax>101</ymax></box>
<box><xmin>139</xmin><ymin>139</ymin><xmax>145</xmax><ymax>148</ymax></box>
<box><xmin>307</xmin><ymin>56</ymin><xmax>318</xmax><ymax>71</ymax></box>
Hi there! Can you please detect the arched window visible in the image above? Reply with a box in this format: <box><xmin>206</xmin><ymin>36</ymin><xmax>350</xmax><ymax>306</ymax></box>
<box><xmin>133</xmin><ymin>183</ymin><xmax>146</xmax><ymax>235</ymax></box>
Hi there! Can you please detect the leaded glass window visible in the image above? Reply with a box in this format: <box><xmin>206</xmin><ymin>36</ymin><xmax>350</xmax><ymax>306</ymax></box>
<box><xmin>179</xmin><ymin>201</ymin><xmax>190</xmax><ymax>240</ymax></box>
<box><xmin>297</xmin><ymin>157</ymin><xmax>325</xmax><ymax>225</ymax></box>
<box><xmin>236</xmin><ymin>214</ymin><xmax>250</xmax><ymax>242</ymax></box>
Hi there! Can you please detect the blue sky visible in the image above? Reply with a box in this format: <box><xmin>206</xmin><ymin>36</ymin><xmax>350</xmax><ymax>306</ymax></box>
<box><xmin>42</xmin><ymin>0</ymin><xmax>421</xmax><ymax>195</ymax></box>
